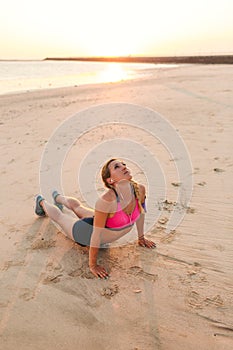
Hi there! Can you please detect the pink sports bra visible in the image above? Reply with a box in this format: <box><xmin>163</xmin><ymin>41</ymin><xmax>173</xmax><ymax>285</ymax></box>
<box><xmin>105</xmin><ymin>190</ymin><xmax>141</xmax><ymax>230</ymax></box>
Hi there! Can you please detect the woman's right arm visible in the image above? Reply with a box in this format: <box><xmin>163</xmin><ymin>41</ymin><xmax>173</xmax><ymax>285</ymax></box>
<box><xmin>89</xmin><ymin>197</ymin><xmax>111</xmax><ymax>279</ymax></box>
<box><xmin>89</xmin><ymin>214</ymin><xmax>109</xmax><ymax>278</ymax></box>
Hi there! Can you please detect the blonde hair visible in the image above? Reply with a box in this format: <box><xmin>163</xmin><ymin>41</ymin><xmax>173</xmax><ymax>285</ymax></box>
<box><xmin>101</xmin><ymin>158</ymin><xmax>145</xmax><ymax>214</ymax></box>
<box><xmin>101</xmin><ymin>158</ymin><xmax>117</xmax><ymax>189</ymax></box>
<box><xmin>130</xmin><ymin>179</ymin><xmax>145</xmax><ymax>214</ymax></box>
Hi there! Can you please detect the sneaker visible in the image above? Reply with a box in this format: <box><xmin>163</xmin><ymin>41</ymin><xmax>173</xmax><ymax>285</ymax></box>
<box><xmin>52</xmin><ymin>190</ymin><xmax>63</xmax><ymax>211</ymax></box>
<box><xmin>35</xmin><ymin>195</ymin><xmax>46</xmax><ymax>216</ymax></box>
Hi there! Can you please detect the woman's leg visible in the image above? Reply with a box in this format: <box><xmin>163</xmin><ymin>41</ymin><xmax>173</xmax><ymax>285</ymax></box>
<box><xmin>40</xmin><ymin>199</ymin><xmax>78</xmax><ymax>241</ymax></box>
<box><xmin>55</xmin><ymin>194</ymin><xmax>94</xmax><ymax>219</ymax></box>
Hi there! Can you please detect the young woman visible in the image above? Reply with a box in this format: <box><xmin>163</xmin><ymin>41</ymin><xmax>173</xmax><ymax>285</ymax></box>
<box><xmin>35</xmin><ymin>158</ymin><xmax>156</xmax><ymax>279</ymax></box>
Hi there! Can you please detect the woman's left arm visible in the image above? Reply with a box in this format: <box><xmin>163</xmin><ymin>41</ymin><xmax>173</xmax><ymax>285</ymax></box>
<box><xmin>136</xmin><ymin>184</ymin><xmax>156</xmax><ymax>249</ymax></box>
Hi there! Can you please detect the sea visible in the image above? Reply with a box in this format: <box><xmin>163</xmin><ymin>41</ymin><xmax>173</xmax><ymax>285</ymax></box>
<box><xmin>0</xmin><ymin>60</ymin><xmax>178</xmax><ymax>95</ymax></box>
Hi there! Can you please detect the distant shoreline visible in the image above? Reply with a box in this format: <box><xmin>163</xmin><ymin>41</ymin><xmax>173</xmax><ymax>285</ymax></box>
<box><xmin>43</xmin><ymin>55</ymin><xmax>233</xmax><ymax>64</ymax></box>
<box><xmin>1</xmin><ymin>55</ymin><xmax>233</xmax><ymax>64</ymax></box>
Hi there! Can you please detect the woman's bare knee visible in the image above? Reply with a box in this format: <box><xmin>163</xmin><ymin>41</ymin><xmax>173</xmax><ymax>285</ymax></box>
<box><xmin>65</xmin><ymin>197</ymin><xmax>81</xmax><ymax>210</ymax></box>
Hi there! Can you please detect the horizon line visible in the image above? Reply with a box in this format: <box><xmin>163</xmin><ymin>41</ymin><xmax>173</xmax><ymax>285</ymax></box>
<box><xmin>1</xmin><ymin>54</ymin><xmax>233</xmax><ymax>64</ymax></box>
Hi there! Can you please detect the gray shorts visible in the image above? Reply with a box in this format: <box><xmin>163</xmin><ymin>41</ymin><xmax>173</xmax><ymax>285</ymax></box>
<box><xmin>72</xmin><ymin>217</ymin><xmax>94</xmax><ymax>247</ymax></box>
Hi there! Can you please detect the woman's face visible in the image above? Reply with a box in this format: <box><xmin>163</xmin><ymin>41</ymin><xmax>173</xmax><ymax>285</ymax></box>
<box><xmin>108</xmin><ymin>160</ymin><xmax>132</xmax><ymax>184</ymax></box>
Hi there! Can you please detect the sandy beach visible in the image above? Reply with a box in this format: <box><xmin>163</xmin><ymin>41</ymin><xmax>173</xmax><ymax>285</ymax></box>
<box><xmin>0</xmin><ymin>64</ymin><xmax>233</xmax><ymax>349</ymax></box>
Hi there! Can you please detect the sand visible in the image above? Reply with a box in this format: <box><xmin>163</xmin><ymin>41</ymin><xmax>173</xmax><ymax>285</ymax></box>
<box><xmin>0</xmin><ymin>64</ymin><xmax>233</xmax><ymax>350</ymax></box>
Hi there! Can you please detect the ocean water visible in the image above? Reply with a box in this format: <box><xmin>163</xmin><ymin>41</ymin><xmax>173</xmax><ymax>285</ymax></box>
<box><xmin>0</xmin><ymin>60</ymin><xmax>177</xmax><ymax>95</ymax></box>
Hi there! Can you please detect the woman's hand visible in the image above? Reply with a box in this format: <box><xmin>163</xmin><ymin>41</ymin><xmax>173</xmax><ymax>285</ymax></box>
<box><xmin>138</xmin><ymin>237</ymin><xmax>156</xmax><ymax>249</ymax></box>
<box><xmin>90</xmin><ymin>265</ymin><xmax>109</xmax><ymax>279</ymax></box>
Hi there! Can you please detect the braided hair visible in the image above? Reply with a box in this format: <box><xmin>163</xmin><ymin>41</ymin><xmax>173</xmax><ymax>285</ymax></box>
<box><xmin>129</xmin><ymin>179</ymin><xmax>145</xmax><ymax>214</ymax></box>
<box><xmin>101</xmin><ymin>158</ymin><xmax>145</xmax><ymax>214</ymax></box>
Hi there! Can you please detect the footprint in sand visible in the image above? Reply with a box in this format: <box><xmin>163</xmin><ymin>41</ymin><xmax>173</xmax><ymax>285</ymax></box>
<box><xmin>204</xmin><ymin>295</ymin><xmax>224</xmax><ymax>307</ymax></box>
<box><xmin>19</xmin><ymin>288</ymin><xmax>36</xmax><ymax>301</ymax></box>
<box><xmin>158</xmin><ymin>217</ymin><xmax>169</xmax><ymax>225</ymax></box>
<box><xmin>157</xmin><ymin>199</ymin><xmax>177</xmax><ymax>212</ymax></box>
<box><xmin>186</xmin><ymin>207</ymin><xmax>196</xmax><ymax>214</ymax></box>
<box><xmin>100</xmin><ymin>284</ymin><xmax>119</xmax><ymax>299</ymax></box>
<box><xmin>187</xmin><ymin>291</ymin><xmax>224</xmax><ymax>309</ymax></box>
<box><xmin>187</xmin><ymin>291</ymin><xmax>203</xmax><ymax>309</ymax></box>
<box><xmin>42</xmin><ymin>274</ymin><xmax>63</xmax><ymax>284</ymax></box>
<box><xmin>46</xmin><ymin>261</ymin><xmax>63</xmax><ymax>273</ymax></box>
<box><xmin>127</xmin><ymin>266</ymin><xmax>158</xmax><ymax>282</ymax></box>
<box><xmin>68</xmin><ymin>267</ymin><xmax>94</xmax><ymax>279</ymax></box>
<box><xmin>31</xmin><ymin>239</ymin><xmax>56</xmax><ymax>250</ymax></box>
<box><xmin>1</xmin><ymin>260</ymin><xmax>26</xmax><ymax>271</ymax></box>
<box><xmin>214</xmin><ymin>244</ymin><xmax>225</xmax><ymax>252</ymax></box>
<box><xmin>160</xmin><ymin>230</ymin><xmax>177</xmax><ymax>244</ymax></box>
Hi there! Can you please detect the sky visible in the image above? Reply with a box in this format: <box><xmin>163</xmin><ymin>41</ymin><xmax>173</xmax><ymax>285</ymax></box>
<box><xmin>0</xmin><ymin>0</ymin><xmax>232</xmax><ymax>59</ymax></box>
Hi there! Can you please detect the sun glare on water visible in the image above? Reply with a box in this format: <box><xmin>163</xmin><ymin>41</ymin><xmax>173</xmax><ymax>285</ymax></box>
<box><xmin>98</xmin><ymin>63</ymin><xmax>129</xmax><ymax>83</ymax></box>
